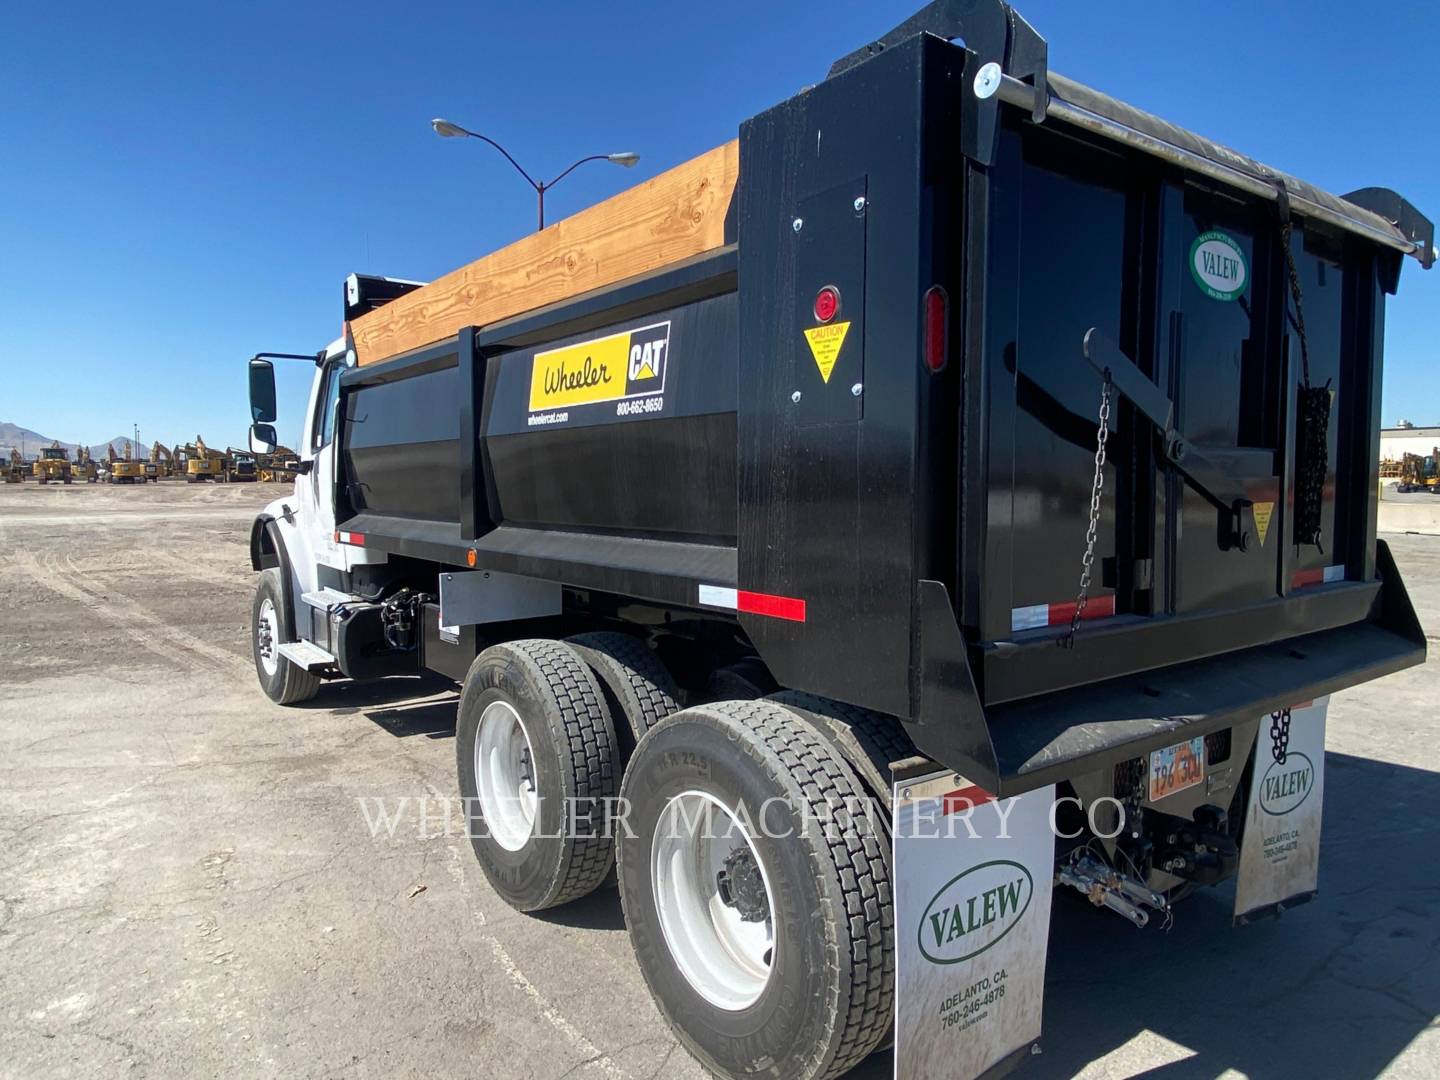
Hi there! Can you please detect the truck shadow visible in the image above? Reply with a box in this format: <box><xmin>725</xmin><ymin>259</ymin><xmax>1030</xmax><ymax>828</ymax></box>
<box><xmin>1021</xmin><ymin>749</ymin><xmax>1440</xmax><ymax>1079</ymax></box>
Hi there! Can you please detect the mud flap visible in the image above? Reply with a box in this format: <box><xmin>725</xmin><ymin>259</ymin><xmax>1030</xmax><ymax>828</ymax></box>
<box><xmin>893</xmin><ymin>773</ymin><xmax>1056</xmax><ymax>1079</ymax></box>
<box><xmin>1233</xmin><ymin>697</ymin><xmax>1329</xmax><ymax>924</ymax></box>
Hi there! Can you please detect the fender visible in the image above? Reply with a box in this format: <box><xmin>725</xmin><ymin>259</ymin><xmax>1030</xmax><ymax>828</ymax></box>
<box><xmin>249</xmin><ymin>506</ymin><xmax>318</xmax><ymax>643</ymax></box>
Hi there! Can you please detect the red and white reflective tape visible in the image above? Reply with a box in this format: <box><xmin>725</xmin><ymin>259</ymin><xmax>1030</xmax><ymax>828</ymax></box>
<box><xmin>698</xmin><ymin>584</ymin><xmax>807</xmax><ymax>623</ymax></box>
<box><xmin>1010</xmin><ymin>593</ymin><xmax>1116</xmax><ymax>633</ymax></box>
<box><xmin>334</xmin><ymin>530</ymin><xmax>366</xmax><ymax>546</ymax></box>
<box><xmin>941</xmin><ymin>783</ymin><xmax>994</xmax><ymax>815</ymax></box>
<box><xmin>1292</xmin><ymin>564</ymin><xmax>1344</xmax><ymax>589</ymax></box>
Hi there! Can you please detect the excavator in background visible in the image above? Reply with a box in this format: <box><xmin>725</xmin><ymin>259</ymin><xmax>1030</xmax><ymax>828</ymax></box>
<box><xmin>1396</xmin><ymin>449</ymin><xmax>1440</xmax><ymax>492</ymax></box>
<box><xmin>186</xmin><ymin>435</ymin><xmax>229</xmax><ymax>482</ymax></box>
<box><xmin>74</xmin><ymin>446</ymin><xmax>98</xmax><ymax>483</ymax></box>
<box><xmin>32</xmin><ymin>442</ymin><xmax>72</xmax><ymax>484</ymax></box>
<box><xmin>107</xmin><ymin>441</ymin><xmax>147</xmax><ymax>484</ymax></box>
<box><xmin>147</xmin><ymin>441</ymin><xmax>176</xmax><ymax>481</ymax></box>
<box><xmin>5</xmin><ymin>448</ymin><xmax>25</xmax><ymax>483</ymax></box>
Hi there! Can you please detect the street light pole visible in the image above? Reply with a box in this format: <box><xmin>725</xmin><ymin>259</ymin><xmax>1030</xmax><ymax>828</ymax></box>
<box><xmin>430</xmin><ymin>119</ymin><xmax>639</xmax><ymax>231</ymax></box>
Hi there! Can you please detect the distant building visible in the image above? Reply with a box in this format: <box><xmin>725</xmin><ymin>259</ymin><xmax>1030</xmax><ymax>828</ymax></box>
<box><xmin>1381</xmin><ymin>422</ymin><xmax>1440</xmax><ymax>460</ymax></box>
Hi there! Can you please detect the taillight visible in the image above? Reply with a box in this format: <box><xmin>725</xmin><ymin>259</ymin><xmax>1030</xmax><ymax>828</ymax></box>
<box><xmin>923</xmin><ymin>286</ymin><xmax>948</xmax><ymax>373</ymax></box>
<box><xmin>813</xmin><ymin>285</ymin><xmax>840</xmax><ymax>323</ymax></box>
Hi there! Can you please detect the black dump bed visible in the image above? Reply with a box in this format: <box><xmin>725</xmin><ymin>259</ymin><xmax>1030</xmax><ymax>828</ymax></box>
<box><xmin>336</xmin><ymin>0</ymin><xmax>1429</xmax><ymax>794</ymax></box>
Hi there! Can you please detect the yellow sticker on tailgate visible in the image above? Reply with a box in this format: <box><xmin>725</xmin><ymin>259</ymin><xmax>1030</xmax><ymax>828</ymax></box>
<box><xmin>803</xmin><ymin>321</ymin><xmax>850</xmax><ymax>384</ymax></box>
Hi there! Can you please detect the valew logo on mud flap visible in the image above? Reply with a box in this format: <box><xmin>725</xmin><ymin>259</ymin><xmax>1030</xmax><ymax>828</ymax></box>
<box><xmin>919</xmin><ymin>860</ymin><xmax>1033</xmax><ymax>964</ymax></box>
<box><xmin>1259</xmin><ymin>751</ymin><xmax>1315</xmax><ymax>815</ymax></box>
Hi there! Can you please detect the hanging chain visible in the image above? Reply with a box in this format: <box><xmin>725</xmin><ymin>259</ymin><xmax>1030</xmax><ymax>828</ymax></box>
<box><xmin>1062</xmin><ymin>376</ymin><xmax>1112</xmax><ymax>648</ymax></box>
<box><xmin>1278</xmin><ymin>213</ymin><xmax>1312</xmax><ymax>388</ymax></box>
<box><xmin>1269</xmin><ymin>707</ymin><xmax>1292</xmax><ymax>765</ymax></box>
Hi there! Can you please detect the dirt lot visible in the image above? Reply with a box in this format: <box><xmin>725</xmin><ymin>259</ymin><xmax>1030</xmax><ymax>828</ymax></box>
<box><xmin>1</xmin><ymin>481</ymin><xmax>1436</xmax><ymax>1079</ymax></box>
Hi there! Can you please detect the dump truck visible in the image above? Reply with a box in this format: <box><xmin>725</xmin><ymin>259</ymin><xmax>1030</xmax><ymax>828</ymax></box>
<box><xmin>32</xmin><ymin>443</ymin><xmax>72</xmax><ymax>484</ymax></box>
<box><xmin>241</xmin><ymin>4</ymin><xmax>1432</xmax><ymax>1076</ymax></box>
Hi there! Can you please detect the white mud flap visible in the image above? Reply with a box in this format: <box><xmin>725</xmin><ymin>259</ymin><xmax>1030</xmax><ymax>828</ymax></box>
<box><xmin>893</xmin><ymin>774</ymin><xmax>1056</xmax><ymax>1079</ymax></box>
<box><xmin>1233</xmin><ymin>697</ymin><xmax>1328</xmax><ymax>924</ymax></box>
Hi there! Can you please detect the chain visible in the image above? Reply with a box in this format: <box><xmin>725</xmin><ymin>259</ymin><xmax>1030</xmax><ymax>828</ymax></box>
<box><xmin>1269</xmin><ymin>707</ymin><xmax>1292</xmax><ymax>765</ymax></box>
<box><xmin>1062</xmin><ymin>376</ymin><xmax>1112</xmax><ymax>648</ymax></box>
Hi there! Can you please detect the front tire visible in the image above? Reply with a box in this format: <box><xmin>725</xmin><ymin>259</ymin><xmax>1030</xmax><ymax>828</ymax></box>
<box><xmin>618</xmin><ymin>700</ymin><xmax>893</xmax><ymax>1080</ymax></box>
<box><xmin>457</xmin><ymin>640</ymin><xmax>620</xmax><ymax>911</ymax></box>
<box><xmin>251</xmin><ymin>568</ymin><xmax>320</xmax><ymax>705</ymax></box>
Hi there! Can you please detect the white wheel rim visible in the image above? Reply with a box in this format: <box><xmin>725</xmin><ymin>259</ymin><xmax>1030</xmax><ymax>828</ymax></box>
<box><xmin>475</xmin><ymin>701</ymin><xmax>539</xmax><ymax>852</ymax></box>
<box><xmin>651</xmin><ymin>790</ymin><xmax>776</xmax><ymax>1011</ymax></box>
<box><xmin>256</xmin><ymin>597</ymin><xmax>279</xmax><ymax>677</ymax></box>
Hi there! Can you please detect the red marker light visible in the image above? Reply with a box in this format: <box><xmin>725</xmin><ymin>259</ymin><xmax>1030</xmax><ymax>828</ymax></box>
<box><xmin>813</xmin><ymin>285</ymin><xmax>840</xmax><ymax>323</ymax></box>
<box><xmin>923</xmin><ymin>285</ymin><xmax>948</xmax><ymax>373</ymax></box>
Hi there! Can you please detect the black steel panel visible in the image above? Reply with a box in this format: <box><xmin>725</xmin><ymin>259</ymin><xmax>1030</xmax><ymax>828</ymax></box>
<box><xmin>342</xmin><ymin>364</ymin><xmax>460</xmax><ymax>523</ymax></box>
<box><xmin>419</xmin><ymin>602</ymin><xmax>478</xmax><ymax>683</ymax></box>
<box><xmin>792</xmin><ymin>179</ymin><xmax>866</xmax><ymax>424</ymax></box>
<box><xmin>738</xmin><ymin>36</ymin><xmax>961</xmax><ymax>719</ymax></box>
<box><xmin>487</xmin><ymin>413</ymin><xmax>737</xmax><ymax>542</ymax></box>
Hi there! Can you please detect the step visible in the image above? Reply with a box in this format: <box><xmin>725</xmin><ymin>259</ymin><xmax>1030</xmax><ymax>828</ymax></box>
<box><xmin>300</xmin><ymin>588</ymin><xmax>360</xmax><ymax>611</ymax></box>
<box><xmin>276</xmin><ymin>640</ymin><xmax>337</xmax><ymax>671</ymax></box>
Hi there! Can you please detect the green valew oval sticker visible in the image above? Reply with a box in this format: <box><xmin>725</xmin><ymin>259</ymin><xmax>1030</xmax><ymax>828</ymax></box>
<box><xmin>1190</xmin><ymin>230</ymin><xmax>1249</xmax><ymax>301</ymax></box>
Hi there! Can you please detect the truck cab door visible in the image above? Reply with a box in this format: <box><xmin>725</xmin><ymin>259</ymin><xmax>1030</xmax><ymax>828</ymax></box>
<box><xmin>300</xmin><ymin>354</ymin><xmax>344</xmax><ymax>570</ymax></box>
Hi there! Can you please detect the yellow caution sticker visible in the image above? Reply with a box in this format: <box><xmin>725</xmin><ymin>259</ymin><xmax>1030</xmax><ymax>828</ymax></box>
<box><xmin>803</xmin><ymin>321</ymin><xmax>850</xmax><ymax>384</ymax></box>
<box><xmin>1253</xmin><ymin>501</ymin><xmax>1275</xmax><ymax>547</ymax></box>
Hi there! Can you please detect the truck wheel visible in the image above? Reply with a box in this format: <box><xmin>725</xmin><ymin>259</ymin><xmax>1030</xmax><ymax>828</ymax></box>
<box><xmin>251</xmin><ymin>568</ymin><xmax>321</xmax><ymax>705</ymax></box>
<box><xmin>565</xmin><ymin>631</ymin><xmax>680</xmax><ymax>763</ymax></box>
<box><xmin>618</xmin><ymin>700</ymin><xmax>893</xmax><ymax>1080</ymax></box>
<box><xmin>457</xmin><ymin>640</ymin><xmax>619</xmax><ymax>911</ymax></box>
<box><xmin>769</xmin><ymin>691</ymin><xmax>917</xmax><ymax>815</ymax></box>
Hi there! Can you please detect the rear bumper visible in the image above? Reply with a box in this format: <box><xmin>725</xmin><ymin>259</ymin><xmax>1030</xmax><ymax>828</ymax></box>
<box><xmin>910</xmin><ymin>540</ymin><xmax>1424</xmax><ymax>797</ymax></box>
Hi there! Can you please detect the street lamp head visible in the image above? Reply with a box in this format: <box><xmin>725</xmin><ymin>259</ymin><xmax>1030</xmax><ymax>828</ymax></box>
<box><xmin>431</xmin><ymin>118</ymin><xmax>469</xmax><ymax>138</ymax></box>
<box><xmin>607</xmin><ymin>152</ymin><xmax>641</xmax><ymax>167</ymax></box>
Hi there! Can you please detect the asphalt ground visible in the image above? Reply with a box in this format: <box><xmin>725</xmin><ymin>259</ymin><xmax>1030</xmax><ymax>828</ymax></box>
<box><xmin>1</xmin><ymin>480</ymin><xmax>1435</xmax><ymax>1078</ymax></box>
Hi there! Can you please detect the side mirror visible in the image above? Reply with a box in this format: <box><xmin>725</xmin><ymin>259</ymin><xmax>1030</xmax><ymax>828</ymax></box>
<box><xmin>249</xmin><ymin>422</ymin><xmax>278</xmax><ymax>454</ymax></box>
<box><xmin>249</xmin><ymin>359</ymin><xmax>277</xmax><ymax>423</ymax></box>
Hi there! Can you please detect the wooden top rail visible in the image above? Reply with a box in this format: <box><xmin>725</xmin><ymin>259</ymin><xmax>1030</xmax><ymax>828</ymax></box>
<box><xmin>351</xmin><ymin>140</ymin><xmax>740</xmax><ymax>365</ymax></box>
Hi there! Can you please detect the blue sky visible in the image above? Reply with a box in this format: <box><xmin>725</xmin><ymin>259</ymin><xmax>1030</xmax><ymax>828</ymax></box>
<box><xmin>2</xmin><ymin>0</ymin><xmax>1436</xmax><ymax>449</ymax></box>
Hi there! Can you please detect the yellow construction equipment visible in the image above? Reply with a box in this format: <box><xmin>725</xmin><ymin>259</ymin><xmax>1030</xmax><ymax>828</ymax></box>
<box><xmin>32</xmin><ymin>441</ymin><xmax>73</xmax><ymax>484</ymax></box>
<box><xmin>108</xmin><ymin>441</ymin><xmax>146</xmax><ymax>484</ymax></box>
<box><xmin>1397</xmin><ymin>449</ymin><xmax>1440</xmax><ymax>493</ymax></box>
<box><xmin>186</xmin><ymin>435</ymin><xmax>229</xmax><ymax>482</ymax></box>
<box><xmin>1379</xmin><ymin>457</ymin><xmax>1402</xmax><ymax>479</ymax></box>
<box><xmin>73</xmin><ymin>446</ymin><xmax>98</xmax><ymax>483</ymax></box>
<box><xmin>5</xmin><ymin>448</ymin><xmax>25</xmax><ymax>483</ymax></box>
<box><xmin>146</xmin><ymin>440</ymin><xmax>175</xmax><ymax>481</ymax></box>
<box><xmin>258</xmin><ymin>445</ymin><xmax>300</xmax><ymax>482</ymax></box>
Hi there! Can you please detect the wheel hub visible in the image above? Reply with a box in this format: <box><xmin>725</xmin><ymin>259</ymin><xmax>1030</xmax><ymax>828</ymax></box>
<box><xmin>717</xmin><ymin>846</ymin><xmax>770</xmax><ymax>923</ymax></box>
<box><xmin>651</xmin><ymin>790</ymin><xmax>777</xmax><ymax>1011</ymax></box>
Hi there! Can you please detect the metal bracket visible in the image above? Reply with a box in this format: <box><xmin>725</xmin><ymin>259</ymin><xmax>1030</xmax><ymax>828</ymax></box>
<box><xmin>1341</xmin><ymin>187</ymin><xmax>1436</xmax><ymax>270</ymax></box>
<box><xmin>826</xmin><ymin>0</ymin><xmax>1047</xmax><ymax>166</ymax></box>
<box><xmin>438</xmin><ymin>570</ymin><xmax>561</xmax><ymax>628</ymax></box>
<box><xmin>1082</xmin><ymin>329</ymin><xmax>1259</xmax><ymax>550</ymax></box>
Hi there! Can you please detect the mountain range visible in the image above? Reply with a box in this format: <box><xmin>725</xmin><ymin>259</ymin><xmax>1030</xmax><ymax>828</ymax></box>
<box><xmin>1</xmin><ymin>422</ymin><xmax>146</xmax><ymax>461</ymax></box>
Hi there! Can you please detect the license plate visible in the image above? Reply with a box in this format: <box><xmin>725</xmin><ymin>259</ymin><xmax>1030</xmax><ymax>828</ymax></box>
<box><xmin>1148</xmin><ymin>736</ymin><xmax>1205</xmax><ymax>802</ymax></box>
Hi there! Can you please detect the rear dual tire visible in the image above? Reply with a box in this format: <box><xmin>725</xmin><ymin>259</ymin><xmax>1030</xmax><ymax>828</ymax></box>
<box><xmin>618</xmin><ymin>700</ymin><xmax>894</xmax><ymax>1080</ymax></box>
<box><xmin>457</xmin><ymin>640</ymin><xmax>620</xmax><ymax>911</ymax></box>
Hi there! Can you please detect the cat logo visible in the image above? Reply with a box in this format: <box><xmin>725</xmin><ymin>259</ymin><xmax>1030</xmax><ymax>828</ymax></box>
<box><xmin>529</xmin><ymin>320</ymin><xmax>671</xmax><ymax>412</ymax></box>
<box><xmin>628</xmin><ymin>323</ymin><xmax>668</xmax><ymax>383</ymax></box>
